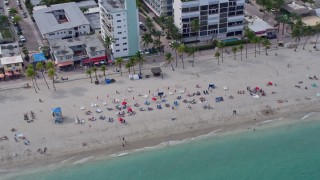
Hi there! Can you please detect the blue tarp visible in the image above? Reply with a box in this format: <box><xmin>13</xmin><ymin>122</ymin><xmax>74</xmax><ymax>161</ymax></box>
<box><xmin>33</xmin><ymin>53</ymin><xmax>47</xmax><ymax>63</ymax></box>
<box><xmin>51</xmin><ymin>107</ymin><xmax>61</xmax><ymax>114</ymax></box>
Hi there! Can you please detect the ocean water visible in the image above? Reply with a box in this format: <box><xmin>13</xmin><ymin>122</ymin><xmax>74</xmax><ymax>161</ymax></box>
<box><xmin>3</xmin><ymin>119</ymin><xmax>320</xmax><ymax>180</ymax></box>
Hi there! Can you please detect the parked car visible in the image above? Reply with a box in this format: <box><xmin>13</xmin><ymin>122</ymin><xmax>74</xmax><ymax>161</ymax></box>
<box><xmin>140</xmin><ymin>25</ymin><xmax>147</xmax><ymax>31</ymax></box>
<box><xmin>5</xmin><ymin>0</ymin><xmax>9</xmax><ymax>5</ymax></box>
<box><xmin>143</xmin><ymin>49</ymin><xmax>150</xmax><ymax>55</ymax></box>
<box><xmin>19</xmin><ymin>35</ymin><xmax>26</xmax><ymax>42</ymax></box>
<box><xmin>22</xmin><ymin>11</ymin><xmax>28</xmax><ymax>18</ymax></box>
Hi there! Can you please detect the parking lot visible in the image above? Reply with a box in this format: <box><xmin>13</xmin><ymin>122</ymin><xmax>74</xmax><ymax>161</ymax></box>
<box><xmin>2</xmin><ymin>0</ymin><xmax>42</xmax><ymax>50</ymax></box>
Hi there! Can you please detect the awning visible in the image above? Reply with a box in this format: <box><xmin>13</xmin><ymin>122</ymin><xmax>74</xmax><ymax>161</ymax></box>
<box><xmin>82</xmin><ymin>59</ymin><xmax>91</xmax><ymax>64</ymax></box>
<box><xmin>90</xmin><ymin>55</ymin><xmax>107</xmax><ymax>62</ymax></box>
<box><xmin>0</xmin><ymin>73</ymin><xmax>4</xmax><ymax>78</ymax></box>
<box><xmin>56</xmin><ymin>61</ymin><xmax>74</xmax><ymax>67</ymax></box>
<box><xmin>33</xmin><ymin>53</ymin><xmax>47</xmax><ymax>63</ymax></box>
<box><xmin>5</xmin><ymin>72</ymin><xmax>12</xmax><ymax>76</ymax></box>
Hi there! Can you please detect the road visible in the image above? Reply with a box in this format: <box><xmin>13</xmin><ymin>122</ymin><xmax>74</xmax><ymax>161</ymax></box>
<box><xmin>7</xmin><ymin>0</ymin><xmax>42</xmax><ymax>51</ymax></box>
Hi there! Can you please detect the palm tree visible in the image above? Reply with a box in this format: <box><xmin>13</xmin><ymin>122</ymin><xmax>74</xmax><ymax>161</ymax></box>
<box><xmin>86</xmin><ymin>69</ymin><xmax>93</xmax><ymax>83</ymax></box>
<box><xmin>231</xmin><ymin>46</ymin><xmax>238</xmax><ymax>60</ymax></box>
<box><xmin>26</xmin><ymin>67</ymin><xmax>37</xmax><ymax>93</ymax></box>
<box><xmin>262</xmin><ymin>39</ymin><xmax>271</xmax><ymax>55</ymax></box>
<box><xmin>186</xmin><ymin>47</ymin><xmax>196</xmax><ymax>67</ymax></box>
<box><xmin>0</xmin><ymin>15</ymin><xmax>9</xmax><ymax>26</ymax></box>
<box><xmin>134</xmin><ymin>51</ymin><xmax>146</xmax><ymax>75</ymax></box>
<box><xmin>46</xmin><ymin>61</ymin><xmax>54</xmax><ymax>70</ymax></box>
<box><xmin>100</xmin><ymin>65</ymin><xmax>107</xmax><ymax>79</ymax></box>
<box><xmin>22</xmin><ymin>47</ymin><xmax>29</xmax><ymax>61</ymax></box>
<box><xmin>314</xmin><ymin>22</ymin><xmax>320</xmax><ymax>48</ymax></box>
<box><xmin>256</xmin><ymin>36</ymin><xmax>262</xmax><ymax>54</ymax></box>
<box><xmin>80</xmin><ymin>7</ymin><xmax>89</xmax><ymax>13</ymax></box>
<box><xmin>302</xmin><ymin>25</ymin><xmax>313</xmax><ymax>50</ymax></box>
<box><xmin>129</xmin><ymin>57</ymin><xmax>137</xmax><ymax>74</ymax></box>
<box><xmin>125</xmin><ymin>61</ymin><xmax>132</xmax><ymax>74</ymax></box>
<box><xmin>115</xmin><ymin>57</ymin><xmax>124</xmax><ymax>76</ymax></box>
<box><xmin>217</xmin><ymin>41</ymin><xmax>225</xmax><ymax>62</ymax></box>
<box><xmin>251</xmin><ymin>36</ymin><xmax>258</xmax><ymax>57</ymax></box>
<box><xmin>36</xmin><ymin>62</ymin><xmax>50</xmax><ymax>89</ymax></box>
<box><xmin>153</xmin><ymin>39</ymin><xmax>162</xmax><ymax>53</ymax></box>
<box><xmin>41</xmin><ymin>46</ymin><xmax>50</xmax><ymax>58</ymax></box>
<box><xmin>12</xmin><ymin>15</ymin><xmax>21</xmax><ymax>24</ymax></box>
<box><xmin>145</xmin><ymin>17</ymin><xmax>154</xmax><ymax>31</ymax></box>
<box><xmin>28</xmin><ymin>64</ymin><xmax>40</xmax><ymax>90</ymax></box>
<box><xmin>177</xmin><ymin>44</ymin><xmax>186</xmax><ymax>69</ymax></box>
<box><xmin>238</xmin><ymin>44</ymin><xmax>244</xmax><ymax>61</ymax></box>
<box><xmin>214</xmin><ymin>51</ymin><xmax>221</xmax><ymax>65</ymax></box>
<box><xmin>291</xmin><ymin>27</ymin><xmax>302</xmax><ymax>52</ymax></box>
<box><xmin>191</xmin><ymin>18</ymin><xmax>200</xmax><ymax>43</ymax></box>
<box><xmin>92</xmin><ymin>67</ymin><xmax>98</xmax><ymax>81</ymax></box>
<box><xmin>170</xmin><ymin>42</ymin><xmax>179</xmax><ymax>67</ymax></box>
<box><xmin>9</xmin><ymin>8</ymin><xmax>18</xmax><ymax>17</ymax></box>
<box><xmin>165</xmin><ymin>52</ymin><xmax>175</xmax><ymax>71</ymax></box>
<box><xmin>244</xmin><ymin>28</ymin><xmax>255</xmax><ymax>58</ymax></box>
<box><xmin>48</xmin><ymin>68</ymin><xmax>56</xmax><ymax>91</ymax></box>
<box><xmin>141</xmin><ymin>33</ymin><xmax>153</xmax><ymax>48</ymax></box>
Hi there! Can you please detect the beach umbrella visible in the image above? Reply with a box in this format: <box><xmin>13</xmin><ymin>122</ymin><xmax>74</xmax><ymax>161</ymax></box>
<box><xmin>268</xmin><ymin>82</ymin><xmax>273</xmax><ymax>85</ymax></box>
<box><xmin>255</xmin><ymin>87</ymin><xmax>260</xmax><ymax>91</ymax></box>
<box><xmin>127</xmin><ymin>107</ymin><xmax>133</xmax><ymax>112</ymax></box>
<box><xmin>122</xmin><ymin>101</ymin><xmax>127</xmax><ymax>105</ymax></box>
<box><xmin>152</xmin><ymin>97</ymin><xmax>157</xmax><ymax>101</ymax></box>
<box><xmin>118</xmin><ymin>118</ymin><xmax>124</xmax><ymax>123</ymax></box>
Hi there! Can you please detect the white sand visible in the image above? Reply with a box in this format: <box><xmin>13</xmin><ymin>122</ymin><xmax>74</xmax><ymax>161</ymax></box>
<box><xmin>1</xmin><ymin>44</ymin><xmax>320</xmax><ymax>169</ymax></box>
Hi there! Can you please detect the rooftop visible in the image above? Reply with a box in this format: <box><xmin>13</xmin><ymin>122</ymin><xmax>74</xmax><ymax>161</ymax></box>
<box><xmin>99</xmin><ymin>0</ymin><xmax>125</xmax><ymax>12</ymax></box>
<box><xmin>49</xmin><ymin>35</ymin><xmax>105</xmax><ymax>56</ymax></box>
<box><xmin>0</xmin><ymin>55</ymin><xmax>23</xmax><ymax>65</ymax></box>
<box><xmin>246</xmin><ymin>16</ymin><xmax>274</xmax><ymax>32</ymax></box>
<box><xmin>0</xmin><ymin>43</ymin><xmax>21</xmax><ymax>58</ymax></box>
<box><xmin>302</xmin><ymin>15</ymin><xmax>320</xmax><ymax>26</ymax></box>
<box><xmin>33</xmin><ymin>2</ymin><xmax>90</xmax><ymax>35</ymax></box>
<box><xmin>76</xmin><ymin>0</ymin><xmax>98</xmax><ymax>8</ymax></box>
<box><xmin>85</xmin><ymin>13</ymin><xmax>101</xmax><ymax>30</ymax></box>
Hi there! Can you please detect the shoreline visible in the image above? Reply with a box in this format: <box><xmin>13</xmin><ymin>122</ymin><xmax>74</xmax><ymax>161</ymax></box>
<box><xmin>1</xmin><ymin>101</ymin><xmax>319</xmax><ymax>176</ymax></box>
<box><xmin>1</xmin><ymin>43</ymin><xmax>320</xmax><ymax>178</ymax></box>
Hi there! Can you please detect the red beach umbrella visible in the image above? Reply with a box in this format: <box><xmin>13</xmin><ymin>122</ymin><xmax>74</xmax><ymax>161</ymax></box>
<box><xmin>152</xmin><ymin>97</ymin><xmax>157</xmax><ymax>101</ymax></box>
<box><xmin>255</xmin><ymin>87</ymin><xmax>260</xmax><ymax>91</ymax></box>
<box><xmin>118</xmin><ymin>118</ymin><xmax>124</xmax><ymax>122</ymax></box>
<box><xmin>122</xmin><ymin>101</ymin><xmax>127</xmax><ymax>105</ymax></box>
<box><xmin>127</xmin><ymin>107</ymin><xmax>133</xmax><ymax>112</ymax></box>
<box><xmin>268</xmin><ymin>82</ymin><xmax>273</xmax><ymax>85</ymax></box>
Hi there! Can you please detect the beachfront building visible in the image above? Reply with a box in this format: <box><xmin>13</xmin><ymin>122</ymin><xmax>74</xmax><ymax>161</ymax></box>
<box><xmin>33</xmin><ymin>2</ymin><xmax>91</xmax><ymax>40</ymax></box>
<box><xmin>245</xmin><ymin>16</ymin><xmax>276</xmax><ymax>37</ymax></box>
<box><xmin>49</xmin><ymin>35</ymin><xmax>106</xmax><ymax>67</ymax></box>
<box><xmin>0</xmin><ymin>55</ymin><xmax>23</xmax><ymax>78</ymax></box>
<box><xmin>84</xmin><ymin>7</ymin><xmax>102</xmax><ymax>35</ymax></box>
<box><xmin>99</xmin><ymin>0</ymin><xmax>140</xmax><ymax>58</ymax></box>
<box><xmin>143</xmin><ymin>0</ymin><xmax>173</xmax><ymax>16</ymax></box>
<box><xmin>173</xmin><ymin>0</ymin><xmax>245</xmax><ymax>43</ymax></box>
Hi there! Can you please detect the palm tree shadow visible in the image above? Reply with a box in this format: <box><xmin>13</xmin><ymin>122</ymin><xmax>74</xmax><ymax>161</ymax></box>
<box><xmin>50</xmin><ymin>89</ymin><xmax>68</xmax><ymax>99</ymax></box>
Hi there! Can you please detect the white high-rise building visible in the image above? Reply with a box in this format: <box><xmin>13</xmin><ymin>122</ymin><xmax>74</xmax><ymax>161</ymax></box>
<box><xmin>99</xmin><ymin>0</ymin><xmax>140</xmax><ymax>58</ymax></box>
<box><xmin>173</xmin><ymin>0</ymin><xmax>245</xmax><ymax>42</ymax></box>
<box><xmin>143</xmin><ymin>0</ymin><xmax>173</xmax><ymax>16</ymax></box>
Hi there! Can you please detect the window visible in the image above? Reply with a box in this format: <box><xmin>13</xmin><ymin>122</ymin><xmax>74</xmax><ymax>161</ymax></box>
<box><xmin>123</xmin><ymin>43</ymin><xmax>127</xmax><ymax>45</ymax></box>
<box><xmin>115</xmin><ymin>44</ymin><xmax>119</xmax><ymax>46</ymax></box>
<box><xmin>117</xmin><ymin>20</ymin><xmax>121</xmax><ymax>22</ymax></box>
<box><xmin>123</xmin><ymin>48</ymin><xmax>127</xmax><ymax>51</ymax></box>
<box><xmin>49</xmin><ymin>33</ymin><xmax>55</xmax><ymax>36</ymax></box>
<box><xmin>123</xmin><ymin>37</ymin><xmax>127</xmax><ymax>39</ymax></box>
<box><xmin>7</xmin><ymin>64</ymin><xmax>12</xmax><ymax>67</ymax></box>
<box><xmin>116</xmin><ymin>14</ymin><xmax>121</xmax><ymax>16</ymax></box>
<box><xmin>117</xmin><ymin>26</ymin><xmax>121</xmax><ymax>28</ymax></box>
<box><xmin>83</xmin><ymin>26</ymin><xmax>85</xmax><ymax>28</ymax></box>
<box><xmin>116</xmin><ymin>50</ymin><xmax>120</xmax><ymax>52</ymax></box>
<box><xmin>14</xmin><ymin>63</ymin><xmax>19</xmax><ymax>66</ymax></box>
<box><xmin>69</xmin><ymin>31</ymin><xmax>72</xmax><ymax>34</ymax></box>
<box><xmin>118</xmin><ymin>32</ymin><xmax>122</xmax><ymax>34</ymax></box>
<box><xmin>57</xmin><ymin>32</ymin><xmax>59</xmax><ymax>34</ymax></box>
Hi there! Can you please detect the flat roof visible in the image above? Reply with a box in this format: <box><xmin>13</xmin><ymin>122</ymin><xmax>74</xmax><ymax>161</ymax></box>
<box><xmin>246</xmin><ymin>16</ymin><xmax>274</xmax><ymax>32</ymax></box>
<box><xmin>0</xmin><ymin>55</ymin><xmax>23</xmax><ymax>65</ymax></box>
<box><xmin>100</xmin><ymin>0</ymin><xmax>125</xmax><ymax>12</ymax></box>
<box><xmin>33</xmin><ymin>2</ymin><xmax>90</xmax><ymax>35</ymax></box>
<box><xmin>302</xmin><ymin>16</ymin><xmax>320</xmax><ymax>26</ymax></box>
<box><xmin>76</xmin><ymin>0</ymin><xmax>98</xmax><ymax>8</ymax></box>
<box><xmin>49</xmin><ymin>35</ymin><xmax>105</xmax><ymax>56</ymax></box>
<box><xmin>85</xmin><ymin>13</ymin><xmax>101</xmax><ymax>30</ymax></box>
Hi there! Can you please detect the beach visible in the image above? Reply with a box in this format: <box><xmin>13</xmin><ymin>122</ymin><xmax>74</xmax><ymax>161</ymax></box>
<box><xmin>1</xmin><ymin>43</ymin><xmax>320</xmax><ymax>173</ymax></box>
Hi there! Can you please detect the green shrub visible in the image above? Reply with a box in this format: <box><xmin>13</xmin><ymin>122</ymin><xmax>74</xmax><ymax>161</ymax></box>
<box><xmin>223</xmin><ymin>39</ymin><xmax>248</xmax><ymax>47</ymax></box>
<box><xmin>187</xmin><ymin>44</ymin><xmax>216</xmax><ymax>51</ymax></box>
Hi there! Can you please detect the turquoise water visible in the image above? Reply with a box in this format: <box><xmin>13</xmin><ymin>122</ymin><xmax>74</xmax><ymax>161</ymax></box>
<box><xmin>222</xmin><ymin>38</ymin><xmax>239</xmax><ymax>43</ymax></box>
<box><xmin>4</xmin><ymin>120</ymin><xmax>320</xmax><ymax>180</ymax></box>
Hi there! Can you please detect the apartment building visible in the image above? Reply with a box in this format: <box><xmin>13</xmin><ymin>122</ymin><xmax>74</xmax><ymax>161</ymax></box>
<box><xmin>143</xmin><ymin>0</ymin><xmax>173</xmax><ymax>16</ymax></box>
<box><xmin>99</xmin><ymin>0</ymin><xmax>140</xmax><ymax>58</ymax></box>
<box><xmin>49</xmin><ymin>35</ymin><xmax>106</xmax><ymax>67</ymax></box>
<box><xmin>173</xmin><ymin>0</ymin><xmax>245</xmax><ymax>42</ymax></box>
<box><xmin>33</xmin><ymin>2</ymin><xmax>91</xmax><ymax>40</ymax></box>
